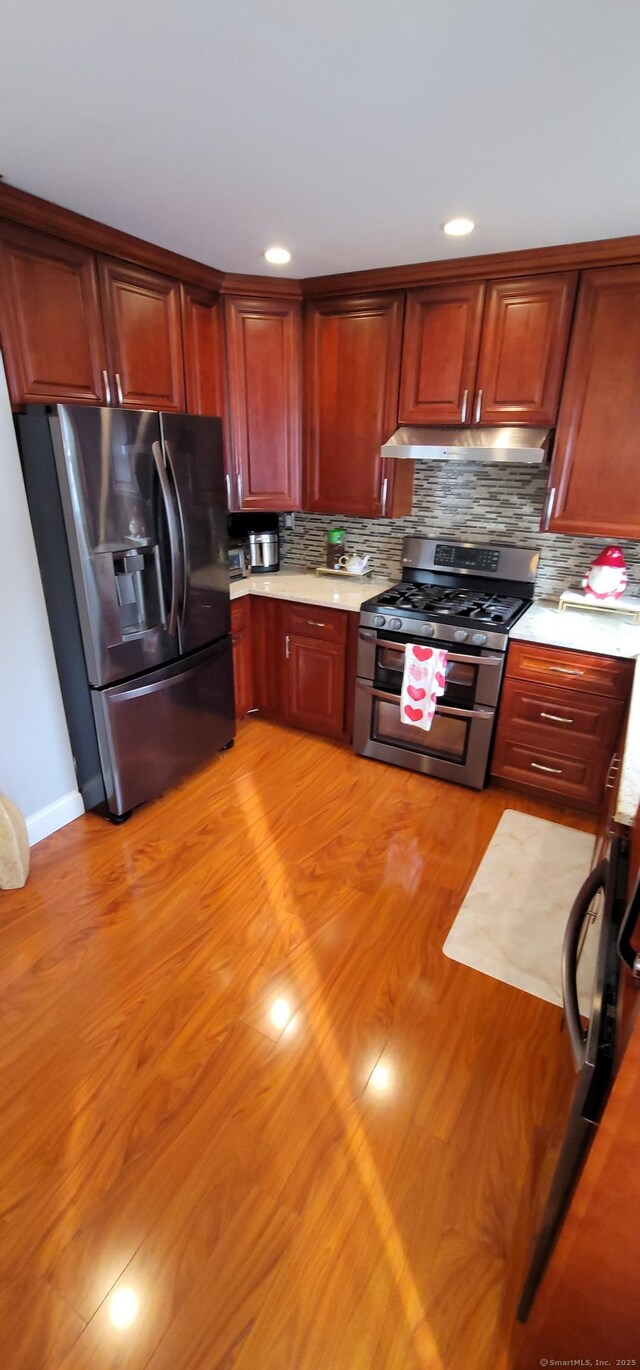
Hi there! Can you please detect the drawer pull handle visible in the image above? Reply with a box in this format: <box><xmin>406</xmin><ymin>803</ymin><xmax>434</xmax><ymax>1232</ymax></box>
<box><xmin>605</xmin><ymin>755</ymin><xmax>621</xmax><ymax>789</ymax></box>
<box><xmin>540</xmin><ymin>711</ymin><xmax>574</xmax><ymax>725</ymax></box>
<box><xmin>531</xmin><ymin>761</ymin><xmax>563</xmax><ymax>775</ymax></box>
<box><xmin>307</xmin><ymin>620</ymin><xmax>326</xmax><ymax>628</ymax></box>
<box><xmin>547</xmin><ymin>666</ymin><xmax>585</xmax><ymax>677</ymax></box>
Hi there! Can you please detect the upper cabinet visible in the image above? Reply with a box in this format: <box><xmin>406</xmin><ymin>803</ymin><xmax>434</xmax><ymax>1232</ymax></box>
<box><xmin>475</xmin><ymin>274</ymin><xmax>577</xmax><ymax>425</ymax></box>
<box><xmin>304</xmin><ymin>293</ymin><xmax>413</xmax><ymax>517</ymax></box>
<box><xmin>546</xmin><ymin>265</ymin><xmax>640</xmax><ymax>539</ymax></box>
<box><xmin>181</xmin><ymin>286</ymin><xmax>226</xmax><ymax>419</ymax></box>
<box><xmin>0</xmin><ymin>221</ymin><xmax>108</xmax><ymax>405</ymax></box>
<box><xmin>98</xmin><ymin>258</ymin><xmax>185</xmax><ymax>411</ymax></box>
<box><xmin>399</xmin><ymin>272</ymin><xmax>577</xmax><ymax>427</ymax></box>
<box><xmin>398</xmin><ymin>282</ymin><xmax>485</xmax><ymax>424</ymax></box>
<box><xmin>224</xmin><ymin>294</ymin><xmax>302</xmax><ymax>511</ymax></box>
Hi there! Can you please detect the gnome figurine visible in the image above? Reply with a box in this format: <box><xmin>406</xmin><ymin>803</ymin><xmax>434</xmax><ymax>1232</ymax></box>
<box><xmin>582</xmin><ymin>546</ymin><xmax>628</xmax><ymax>601</ymax></box>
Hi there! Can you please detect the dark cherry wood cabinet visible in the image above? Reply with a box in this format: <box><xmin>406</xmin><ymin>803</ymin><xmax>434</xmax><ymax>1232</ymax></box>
<box><xmin>224</xmin><ymin>295</ymin><xmax>302</xmax><ymax>511</ymax></box>
<box><xmin>398</xmin><ymin>281</ymin><xmax>485</xmax><ymax>424</ymax></box>
<box><xmin>0</xmin><ymin>221</ymin><xmax>108</xmax><ymax>405</ymax></box>
<box><xmin>399</xmin><ymin>271</ymin><xmax>576</xmax><ymax>428</ymax></box>
<box><xmin>304</xmin><ymin>293</ymin><xmax>413</xmax><ymax>517</ymax></box>
<box><xmin>475</xmin><ymin>272</ymin><xmax>577</xmax><ymax>424</ymax></box>
<box><xmin>230</xmin><ymin>597</ymin><xmax>253</xmax><ymax>719</ymax></box>
<box><xmin>492</xmin><ymin>639</ymin><xmax>632</xmax><ymax>811</ymax></box>
<box><xmin>546</xmin><ymin>265</ymin><xmax>640</xmax><ymax>538</ymax></box>
<box><xmin>181</xmin><ymin>285</ymin><xmax>226</xmax><ymax>419</ymax></box>
<box><xmin>250</xmin><ymin>597</ymin><xmax>353</xmax><ymax>740</ymax></box>
<box><xmin>98</xmin><ymin>258</ymin><xmax>185</xmax><ymax>411</ymax></box>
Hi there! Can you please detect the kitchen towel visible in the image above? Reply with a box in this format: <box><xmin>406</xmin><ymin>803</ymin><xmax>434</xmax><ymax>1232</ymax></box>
<box><xmin>400</xmin><ymin>644</ymin><xmax>447</xmax><ymax>731</ymax></box>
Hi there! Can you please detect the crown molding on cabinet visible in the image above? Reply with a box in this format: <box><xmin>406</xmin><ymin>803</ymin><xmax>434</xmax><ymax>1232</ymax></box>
<box><xmin>3</xmin><ymin>180</ymin><xmax>640</xmax><ymax>302</ymax></box>
<box><xmin>0</xmin><ymin>182</ymin><xmax>224</xmax><ymax>292</ymax></box>
<box><xmin>220</xmin><ymin>273</ymin><xmax>303</xmax><ymax>299</ymax></box>
<box><xmin>299</xmin><ymin>234</ymin><xmax>640</xmax><ymax>297</ymax></box>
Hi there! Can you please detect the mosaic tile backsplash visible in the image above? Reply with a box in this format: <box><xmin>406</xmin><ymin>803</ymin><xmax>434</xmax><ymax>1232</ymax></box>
<box><xmin>280</xmin><ymin>464</ymin><xmax>640</xmax><ymax>599</ymax></box>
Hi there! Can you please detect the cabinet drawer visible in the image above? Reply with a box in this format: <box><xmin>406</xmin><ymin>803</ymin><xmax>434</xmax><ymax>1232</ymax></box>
<box><xmin>507</xmin><ymin>641</ymin><xmax>633</xmax><ymax>699</ymax></box>
<box><xmin>231</xmin><ymin>596</ymin><xmax>250</xmax><ymax>636</ymax></box>
<box><xmin>498</xmin><ymin>678</ymin><xmax>625</xmax><ymax>756</ymax></box>
<box><xmin>284</xmin><ymin>603</ymin><xmax>348</xmax><ymax>644</ymax></box>
<box><xmin>491</xmin><ymin>737</ymin><xmax>608</xmax><ymax>810</ymax></box>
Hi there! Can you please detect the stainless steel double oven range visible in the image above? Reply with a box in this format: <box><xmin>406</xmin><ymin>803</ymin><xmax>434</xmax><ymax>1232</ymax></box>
<box><xmin>354</xmin><ymin>537</ymin><xmax>539</xmax><ymax>789</ymax></box>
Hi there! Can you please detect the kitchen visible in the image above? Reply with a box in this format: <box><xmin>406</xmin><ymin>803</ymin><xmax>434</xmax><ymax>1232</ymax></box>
<box><xmin>1</xmin><ymin>2</ymin><xmax>640</xmax><ymax>1366</ymax></box>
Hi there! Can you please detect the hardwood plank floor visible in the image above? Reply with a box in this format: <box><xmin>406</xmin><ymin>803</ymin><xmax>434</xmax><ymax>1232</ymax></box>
<box><xmin>0</xmin><ymin>719</ymin><xmax>594</xmax><ymax>1368</ymax></box>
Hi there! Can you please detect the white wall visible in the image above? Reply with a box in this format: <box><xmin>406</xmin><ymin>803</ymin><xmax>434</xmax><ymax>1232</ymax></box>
<box><xmin>0</xmin><ymin>357</ymin><xmax>84</xmax><ymax>843</ymax></box>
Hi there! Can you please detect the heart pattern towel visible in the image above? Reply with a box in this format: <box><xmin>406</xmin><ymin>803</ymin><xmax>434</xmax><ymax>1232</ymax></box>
<box><xmin>400</xmin><ymin>644</ymin><xmax>448</xmax><ymax>731</ymax></box>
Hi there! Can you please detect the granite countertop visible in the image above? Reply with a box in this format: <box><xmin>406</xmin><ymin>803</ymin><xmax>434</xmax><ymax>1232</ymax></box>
<box><xmin>510</xmin><ymin>600</ymin><xmax>640</xmax><ymax>659</ymax></box>
<box><xmin>229</xmin><ymin>569</ymin><xmax>393</xmax><ymax>613</ymax></box>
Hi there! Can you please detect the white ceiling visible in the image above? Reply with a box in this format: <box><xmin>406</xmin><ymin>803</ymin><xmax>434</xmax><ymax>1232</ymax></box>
<box><xmin>1</xmin><ymin>0</ymin><xmax>640</xmax><ymax>278</ymax></box>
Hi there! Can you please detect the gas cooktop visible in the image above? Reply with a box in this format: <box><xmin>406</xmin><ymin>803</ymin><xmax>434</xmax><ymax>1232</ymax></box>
<box><xmin>371</xmin><ymin>582</ymin><xmax>527</xmax><ymax>628</ymax></box>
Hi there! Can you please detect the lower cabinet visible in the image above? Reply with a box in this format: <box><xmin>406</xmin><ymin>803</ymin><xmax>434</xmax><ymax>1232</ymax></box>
<box><xmin>230</xmin><ymin>597</ymin><xmax>254</xmax><ymax>719</ymax></box>
<box><xmin>249</xmin><ymin>597</ymin><xmax>358</xmax><ymax>741</ymax></box>
<box><xmin>492</xmin><ymin>640</ymin><xmax>633</xmax><ymax>811</ymax></box>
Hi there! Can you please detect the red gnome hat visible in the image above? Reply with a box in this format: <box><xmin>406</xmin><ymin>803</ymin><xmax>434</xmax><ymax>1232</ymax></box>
<box><xmin>582</xmin><ymin>545</ymin><xmax>628</xmax><ymax>600</ymax></box>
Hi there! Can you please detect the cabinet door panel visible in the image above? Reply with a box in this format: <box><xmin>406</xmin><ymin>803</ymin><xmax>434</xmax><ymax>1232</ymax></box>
<box><xmin>181</xmin><ymin>286</ymin><xmax>225</xmax><ymax>419</ymax></box>
<box><xmin>476</xmin><ymin>273</ymin><xmax>577</xmax><ymax>425</ymax></box>
<box><xmin>0</xmin><ymin>222</ymin><xmax>107</xmax><ymax>405</ymax></box>
<box><xmin>231</xmin><ymin>599</ymin><xmax>253</xmax><ymax>719</ymax></box>
<box><xmin>398</xmin><ymin>282</ymin><xmax>484</xmax><ymax>424</ymax></box>
<box><xmin>286</xmin><ymin>635</ymin><xmax>345</xmax><ymax>739</ymax></box>
<box><xmin>99</xmin><ymin>258</ymin><xmax>185</xmax><ymax>411</ymax></box>
<box><xmin>548</xmin><ymin>266</ymin><xmax>640</xmax><ymax>538</ymax></box>
<box><xmin>225</xmin><ymin>296</ymin><xmax>301</xmax><ymax>511</ymax></box>
<box><xmin>304</xmin><ymin>294</ymin><xmax>407</xmax><ymax>516</ymax></box>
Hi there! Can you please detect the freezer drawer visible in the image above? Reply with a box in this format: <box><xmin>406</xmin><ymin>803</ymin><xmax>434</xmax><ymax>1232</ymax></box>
<box><xmin>91</xmin><ymin>637</ymin><xmax>235</xmax><ymax>815</ymax></box>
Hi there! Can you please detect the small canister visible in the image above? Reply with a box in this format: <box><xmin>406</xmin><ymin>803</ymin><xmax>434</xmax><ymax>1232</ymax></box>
<box><xmin>326</xmin><ymin>527</ymin><xmax>346</xmax><ymax>569</ymax></box>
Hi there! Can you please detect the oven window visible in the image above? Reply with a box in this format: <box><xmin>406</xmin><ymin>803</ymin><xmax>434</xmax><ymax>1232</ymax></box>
<box><xmin>372</xmin><ymin>697</ymin><xmax>470</xmax><ymax>764</ymax></box>
<box><xmin>375</xmin><ymin>644</ymin><xmax>478</xmax><ymax>708</ymax></box>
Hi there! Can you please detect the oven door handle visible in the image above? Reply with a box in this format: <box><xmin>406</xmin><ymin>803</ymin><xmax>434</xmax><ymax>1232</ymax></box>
<box><xmin>562</xmin><ymin>858</ymin><xmax>609</xmax><ymax>1071</ymax></box>
<box><xmin>359</xmin><ymin>682</ymin><xmax>493</xmax><ymax>720</ymax></box>
<box><xmin>368</xmin><ymin>639</ymin><xmax>502</xmax><ymax>667</ymax></box>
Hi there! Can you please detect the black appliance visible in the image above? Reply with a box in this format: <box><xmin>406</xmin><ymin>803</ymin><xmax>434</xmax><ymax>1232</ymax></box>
<box><xmin>353</xmin><ymin>536</ymin><xmax>538</xmax><ymax>789</ymax></box>
<box><xmin>18</xmin><ymin>405</ymin><xmax>235</xmax><ymax>820</ymax></box>
<box><xmin>518</xmin><ymin>830</ymin><xmax>632</xmax><ymax>1319</ymax></box>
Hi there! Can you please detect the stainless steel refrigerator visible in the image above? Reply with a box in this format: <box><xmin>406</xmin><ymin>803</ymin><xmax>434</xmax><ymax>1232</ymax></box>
<box><xmin>18</xmin><ymin>405</ymin><xmax>235</xmax><ymax>820</ymax></box>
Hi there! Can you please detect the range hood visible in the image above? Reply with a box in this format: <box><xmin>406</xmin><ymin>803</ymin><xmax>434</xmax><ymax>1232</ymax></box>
<box><xmin>381</xmin><ymin>426</ymin><xmax>552</xmax><ymax>465</ymax></box>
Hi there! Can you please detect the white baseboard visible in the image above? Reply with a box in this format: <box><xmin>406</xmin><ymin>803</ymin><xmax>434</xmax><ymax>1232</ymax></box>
<box><xmin>26</xmin><ymin>790</ymin><xmax>85</xmax><ymax>845</ymax></box>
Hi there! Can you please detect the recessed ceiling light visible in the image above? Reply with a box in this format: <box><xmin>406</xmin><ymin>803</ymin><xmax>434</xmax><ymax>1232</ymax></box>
<box><xmin>442</xmin><ymin>218</ymin><xmax>475</xmax><ymax>237</ymax></box>
<box><xmin>263</xmin><ymin>245</ymin><xmax>291</xmax><ymax>265</ymax></box>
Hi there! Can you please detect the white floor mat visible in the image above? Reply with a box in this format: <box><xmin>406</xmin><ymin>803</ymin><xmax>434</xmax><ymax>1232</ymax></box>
<box><xmin>443</xmin><ymin>809</ymin><xmax>597</xmax><ymax>1008</ymax></box>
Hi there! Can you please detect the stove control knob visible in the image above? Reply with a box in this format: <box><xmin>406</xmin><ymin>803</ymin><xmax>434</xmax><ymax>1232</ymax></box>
<box><xmin>453</xmin><ymin>628</ymin><xmax>468</xmax><ymax>643</ymax></box>
<box><xmin>471</xmin><ymin>631</ymin><xmax>488</xmax><ymax>647</ymax></box>
<box><xmin>420</xmin><ymin>623</ymin><xmax>435</xmax><ymax>637</ymax></box>
<box><xmin>372</xmin><ymin>615</ymin><xmax>386</xmax><ymax>627</ymax></box>
<box><xmin>388</xmin><ymin>617</ymin><xmax>403</xmax><ymax>630</ymax></box>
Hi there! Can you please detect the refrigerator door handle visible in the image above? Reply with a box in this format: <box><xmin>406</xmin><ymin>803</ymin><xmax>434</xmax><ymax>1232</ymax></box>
<box><xmin>162</xmin><ymin>439</ymin><xmax>189</xmax><ymax>631</ymax></box>
<box><xmin>151</xmin><ymin>440</ymin><xmax>182</xmax><ymax>638</ymax></box>
<box><xmin>562</xmin><ymin>858</ymin><xmax>609</xmax><ymax>1070</ymax></box>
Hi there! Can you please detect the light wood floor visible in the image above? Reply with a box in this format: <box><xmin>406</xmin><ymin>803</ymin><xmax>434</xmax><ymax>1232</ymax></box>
<box><xmin>0</xmin><ymin>720</ymin><xmax>594</xmax><ymax>1369</ymax></box>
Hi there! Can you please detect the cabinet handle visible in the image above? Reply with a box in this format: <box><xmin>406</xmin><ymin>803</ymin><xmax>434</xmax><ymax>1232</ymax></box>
<box><xmin>531</xmin><ymin>761</ymin><xmax>563</xmax><ymax>775</ymax></box>
<box><xmin>380</xmin><ymin>477</ymin><xmax>388</xmax><ymax>515</ymax></box>
<box><xmin>115</xmin><ymin>372</ymin><xmax>124</xmax><ymax>405</ymax></box>
<box><xmin>307</xmin><ymin>620</ymin><xmax>326</xmax><ymax>628</ymax></box>
<box><xmin>285</xmin><ymin>633</ymin><xmax>290</xmax><ymax>659</ymax></box>
<box><xmin>225</xmin><ymin>473</ymin><xmax>232</xmax><ymax>509</ymax></box>
<box><xmin>540</xmin><ymin>711</ymin><xmax>574</xmax><ymax>725</ymax></box>
<box><xmin>542</xmin><ymin>485</ymin><xmax>556</xmax><ymax>530</ymax></box>
<box><xmin>474</xmin><ymin>388</ymin><xmax>483</xmax><ymax>424</ymax></box>
<box><xmin>548</xmin><ymin>665</ymin><xmax>584</xmax><ymax>677</ymax></box>
<box><xmin>102</xmin><ymin>370</ymin><xmax>112</xmax><ymax>405</ymax></box>
<box><xmin>460</xmin><ymin>388</ymin><xmax>469</xmax><ymax>424</ymax></box>
<box><xmin>237</xmin><ymin>471</ymin><xmax>243</xmax><ymax>508</ymax></box>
